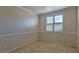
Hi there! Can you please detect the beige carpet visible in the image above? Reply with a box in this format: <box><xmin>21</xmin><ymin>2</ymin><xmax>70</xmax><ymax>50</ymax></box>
<box><xmin>11</xmin><ymin>41</ymin><xmax>77</xmax><ymax>53</ymax></box>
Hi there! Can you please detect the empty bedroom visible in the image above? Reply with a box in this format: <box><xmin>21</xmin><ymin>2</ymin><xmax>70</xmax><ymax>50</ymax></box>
<box><xmin>0</xmin><ymin>6</ymin><xmax>79</xmax><ymax>53</ymax></box>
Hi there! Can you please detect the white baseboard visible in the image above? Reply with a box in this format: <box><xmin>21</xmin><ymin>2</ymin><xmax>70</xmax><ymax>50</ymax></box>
<box><xmin>41</xmin><ymin>31</ymin><xmax>77</xmax><ymax>34</ymax></box>
<box><xmin>0</xmin><ymin>31</ymin><xmax>38</xmax><ymax>37</ymax></box>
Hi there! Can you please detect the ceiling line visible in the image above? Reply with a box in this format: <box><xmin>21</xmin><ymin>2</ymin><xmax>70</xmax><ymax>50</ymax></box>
<box><xmin>16</xmin><ymin>6</ymin><xmax>38</xmax><ymax>15</ymax></box>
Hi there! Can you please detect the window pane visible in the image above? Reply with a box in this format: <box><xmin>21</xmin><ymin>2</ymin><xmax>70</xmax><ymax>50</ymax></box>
<box><xmin>54</xmin><ymin>23</ymin><xmax>62</xmax><ymax>31</ymax></box>
<box><xmin>46</xmin><ymin>25</ymin><xmax>53</xmax><ymax>31</ymax></box>
<box><xmin>55</xmin><ymin>15</ymin><xmax>63</xmax><ymax>23</ymax></box>
<box><xmin>46</xmin><ymin>16</ymin><xmax>53</xmax><ymax>24</ymax></box>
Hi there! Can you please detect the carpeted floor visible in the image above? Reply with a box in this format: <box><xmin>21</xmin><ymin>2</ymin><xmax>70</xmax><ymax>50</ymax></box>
<box><xmin>11</xmin><ymin>41</ymin><xmax>77</xmax><ymax>53</ymax></box>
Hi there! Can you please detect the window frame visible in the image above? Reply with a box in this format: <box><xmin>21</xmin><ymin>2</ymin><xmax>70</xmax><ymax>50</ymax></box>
<box><xmin>46</xmin><ymin>14</ymin><xmax>64</xmax><ymax>32</ymax></box>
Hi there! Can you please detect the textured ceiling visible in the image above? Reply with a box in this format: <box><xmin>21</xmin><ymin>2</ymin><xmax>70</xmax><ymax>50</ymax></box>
<box><xmin>22</xmin><ymin>6</ymin><xmax>68</xmax><ymax>14</ymax></box>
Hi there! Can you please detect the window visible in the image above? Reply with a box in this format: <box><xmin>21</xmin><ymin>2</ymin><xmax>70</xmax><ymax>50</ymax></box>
<box><xmin>46</xmin><ymin>16</ymin><xmax>53</xmax><ymax>31</ymax></box>
<box><xmin>46</xmin><ymin>15</ymin><xmax>63</xmax><ymax>32</ymax></box>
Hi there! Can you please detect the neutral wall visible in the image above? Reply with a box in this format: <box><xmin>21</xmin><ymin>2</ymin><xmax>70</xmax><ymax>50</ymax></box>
<box><xmin>63</xmin><ymin>7</ymin><xmax>77</xmax><ymax>32</ymax></box>
<box><xmin>39</xmin><ymin>6</ymin><xmax>77</xmax><ymax>47</ymax></box>
<box><xmin>0</xmin><ymin>7</ymin><xmax>38</xmax><ymax>52</ymax></box>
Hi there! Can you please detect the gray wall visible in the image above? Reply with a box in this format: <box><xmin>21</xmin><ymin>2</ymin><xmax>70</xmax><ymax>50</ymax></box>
<box><xmin>0</xmin><ymin>7</ymin><xmax>38</xmax><ymax>34</ymax></box>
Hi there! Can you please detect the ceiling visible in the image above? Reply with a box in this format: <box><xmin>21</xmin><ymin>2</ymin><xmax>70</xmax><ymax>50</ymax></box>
<box><xmin>22</xmin><ymin>6</ymin><xmax>69</xmax><ymax>14</ymax></box>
